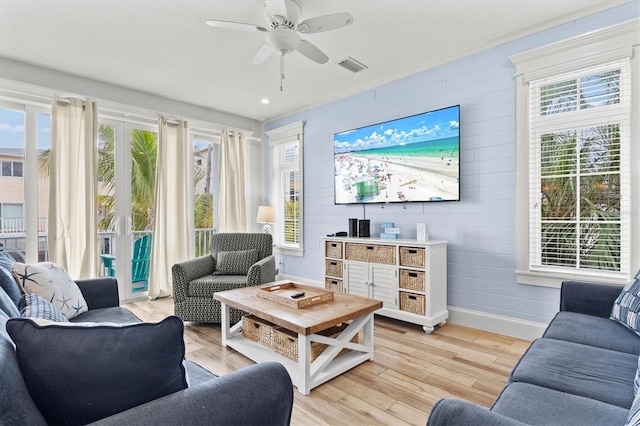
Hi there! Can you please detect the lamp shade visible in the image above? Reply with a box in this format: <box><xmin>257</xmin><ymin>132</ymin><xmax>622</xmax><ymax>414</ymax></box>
<box><xmin>256</xmin><ymin>206</ymin><xmax>276</xmax><ymax>224</ymax></box>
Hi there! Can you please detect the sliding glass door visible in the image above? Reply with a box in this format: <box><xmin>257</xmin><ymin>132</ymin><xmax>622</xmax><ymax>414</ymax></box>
<box><xmin>98</xmin><ymin>120</ymin><xmax>157</xmax><ymax>300</ymax></box>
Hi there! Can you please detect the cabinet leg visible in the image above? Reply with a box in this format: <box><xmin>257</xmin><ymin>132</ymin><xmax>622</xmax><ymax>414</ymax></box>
<box><xmin>438</xmin><ymin>321</ymin><xmax>447</xmax><ymax>327</ymax></box>
<box><xmin>422</xmin><ymin>325</ymin><xmax>435</xmax><ymax>334</ymax></box>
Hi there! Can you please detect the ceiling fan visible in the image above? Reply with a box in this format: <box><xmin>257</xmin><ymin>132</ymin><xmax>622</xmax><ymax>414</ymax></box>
<box><xmin>206</xmin><ymin>0</ymin><xmax>353</xmax><ymax>90</ymax></box>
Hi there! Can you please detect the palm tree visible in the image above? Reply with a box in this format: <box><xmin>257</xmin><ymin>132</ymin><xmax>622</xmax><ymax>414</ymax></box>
<box><xmin>129</xmin><ymin>129</ymin><xmax>157</xmax><ymax>231</ymax></box>
<box><xmin>39</xmin><ymin>125</ymin><xmax>212</xmax><ymax>236</ymax></box>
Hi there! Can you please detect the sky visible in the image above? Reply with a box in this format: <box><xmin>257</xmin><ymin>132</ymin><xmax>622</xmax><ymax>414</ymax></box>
<box><xmin>334</xmin><ymin>105</ymin><xmax>460</xmax><ymax>154</ymax></box>
<box><xmin>0</xmin><ymin>108</ymin><xmax>51</xmax><ymax>149</ymax></box>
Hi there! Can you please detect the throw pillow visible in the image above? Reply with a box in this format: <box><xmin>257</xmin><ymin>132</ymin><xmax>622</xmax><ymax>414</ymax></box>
<box><xmin>20</xmin><ymin>293</ymin><xmax>68</xmax><ymax>322</ymax></box>
<box><xmin>627</xmin><ymin>388</ymin><xmax>640</xmax><ymax>426</ymax></box>
<box><xmin>0</xmin><ymin>251</ymin><xmax>15</xmax><ymax>271</ymax></box>
<box><xmin>11</xmin><ymin>262</ymin><xmax>87</xmax><ymax>319</ymax></box>
<box><xmin>611</xmin><ymin>269</ymin><xmax>640</xmax><ymax>336</ymax></box>
<box><xmin>0</xmin><ymin>284</ymin><xmax>20</xmax><ymax>318</ymax></box>
<box><xmin>635</xmin><ymin>355</ymin><xmax>640</xmax><ymax>395</ymax></box>
<box><xmin>0</xmin><ymin>253</ymin><xmax>22</xmax><ymax>308</ymax></box>
<box><xmin>214</xmin><ymin>249</ymin><xmax>259</xmax><ymax>275</ymax></box>
<box><xmin>6</xmin><ymin>315</ymin><xmax>188</xmax><ymax>425</ymax></box>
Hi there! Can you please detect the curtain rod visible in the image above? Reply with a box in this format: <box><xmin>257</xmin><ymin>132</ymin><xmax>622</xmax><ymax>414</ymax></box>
<box><xmin>56</xmin><ymin>97</ymin><xmax>85</xmax><ymax>107</ymax></box>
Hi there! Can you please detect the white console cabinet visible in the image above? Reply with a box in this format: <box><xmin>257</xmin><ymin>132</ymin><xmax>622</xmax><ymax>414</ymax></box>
<box><xmin>323</xmin><ymin>237</ymin><xmax>448</xmax><ymax>333</ymax></box>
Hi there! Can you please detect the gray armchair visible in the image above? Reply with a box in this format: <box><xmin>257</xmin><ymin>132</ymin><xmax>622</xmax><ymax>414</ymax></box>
<box><xmin>172</xmin><ymin>233</ymin><xmax>277</xmax><ymax>323</ymax></box>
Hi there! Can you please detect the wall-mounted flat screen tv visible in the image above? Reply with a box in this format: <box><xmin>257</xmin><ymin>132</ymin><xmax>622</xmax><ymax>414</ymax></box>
<box><xmin>334</xmin><ymin>105</ymin><xmax>460</xmax><ymax>204</ymax></box>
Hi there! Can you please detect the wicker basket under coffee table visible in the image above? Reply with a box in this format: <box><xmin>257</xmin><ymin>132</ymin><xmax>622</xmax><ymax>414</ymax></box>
<box><xmin>214</xmin><ymin>281</ymin><xmax>382</xmax><ymax>395</ymax></box>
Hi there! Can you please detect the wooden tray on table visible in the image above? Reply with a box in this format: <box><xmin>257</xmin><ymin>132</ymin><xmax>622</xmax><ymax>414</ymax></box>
<box><xmin>256</xmin><ymin>281</ymin><xmax>334</xmax><ymax>308</ymax></box>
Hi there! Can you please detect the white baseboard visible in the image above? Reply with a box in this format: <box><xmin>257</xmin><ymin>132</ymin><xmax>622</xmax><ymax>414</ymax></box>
<box><xmin>276</xmin><ymin>273</ymin><xmax>323</xmax><ymax>287</ymax></box>
<box><xmin>447</xmin><ymin>306</ymin><xmax>547</xmax><ymax>341</ymax></box>
<box><xmin>276</xmin><ymin>274</ymin><xmax>547</xmax><ymax>341</ymax></box>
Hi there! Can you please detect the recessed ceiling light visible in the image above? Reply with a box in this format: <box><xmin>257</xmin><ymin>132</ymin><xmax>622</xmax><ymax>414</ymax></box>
<box><xmin>261</xmin><ymin>98</ymin><xmax>270</xmax><ymax>104</ymax></box>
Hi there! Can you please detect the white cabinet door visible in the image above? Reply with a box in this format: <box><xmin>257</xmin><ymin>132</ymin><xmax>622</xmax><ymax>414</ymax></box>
<box><xmin>345</xmin><ymin>262</ymin><xmax>397</xmax><ymax>309</ymax></box>
<box><xmin>345</xmin><ymin>261</ymin><xmax>369</xmax><ymax>298</ymax></box>
<box><xmin>370</xmin><ymin>264</ymin><xmax>397</xmax><ymax>309</ymax></box>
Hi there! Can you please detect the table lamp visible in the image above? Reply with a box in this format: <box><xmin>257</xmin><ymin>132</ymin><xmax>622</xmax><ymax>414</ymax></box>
<box><xmin>256</xmin><ymin>205</ymin><xmax>276</xmax><ymax>234</ymax></box>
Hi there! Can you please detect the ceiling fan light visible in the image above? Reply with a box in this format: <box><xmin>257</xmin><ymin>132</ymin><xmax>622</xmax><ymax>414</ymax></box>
<box><xmin>265</xmin><ymin>28</ymin><xmax>301</xmax><ymax>55</ymax></box>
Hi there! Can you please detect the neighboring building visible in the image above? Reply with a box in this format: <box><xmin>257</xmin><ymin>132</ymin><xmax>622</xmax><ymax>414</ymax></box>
<box><xmin>0</xmin><ymin>148</ymin><xmax>48</xmax><ymax>249</ymax></box>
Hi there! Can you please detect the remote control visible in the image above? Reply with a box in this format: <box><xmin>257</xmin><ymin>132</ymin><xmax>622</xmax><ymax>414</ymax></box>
<box><xmin>290</xmin><ymin>292</ymin><xmax>305</xmax><ymax>299</ymax></box>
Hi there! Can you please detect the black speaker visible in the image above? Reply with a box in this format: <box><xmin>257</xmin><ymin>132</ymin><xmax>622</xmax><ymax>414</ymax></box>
<box><xmin>349</xmin><ymin>218</ymin><xmax>358</xmax><ymax>237</ymax></box>
<box><xmin>358</xmin><ymin>219</ymin><xmax>370</xmax><ymax>238</ymax></box>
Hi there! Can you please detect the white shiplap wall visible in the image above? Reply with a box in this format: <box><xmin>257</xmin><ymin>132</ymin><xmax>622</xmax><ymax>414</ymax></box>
<box><xmin>263</xmin><ymin>3</ymin><xmax>638</xmax><ymax>336</ymax></box>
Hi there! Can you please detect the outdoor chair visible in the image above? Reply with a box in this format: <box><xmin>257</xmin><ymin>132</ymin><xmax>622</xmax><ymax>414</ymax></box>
<box><xmin>172</xmin><ymin>232</ymin><xmax>276</xmax><ymax>323</ymax></box>
<box><xmin>100</xmin><ymin>233</ymin><xmax>152</xmax><ymax>292</ymax></box>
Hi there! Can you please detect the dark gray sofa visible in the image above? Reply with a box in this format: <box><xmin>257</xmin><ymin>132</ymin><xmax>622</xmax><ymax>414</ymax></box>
<box><xmin>0</xmin><ymin>273</ymin><xmax>294</xmax><ymax>425</ymax></box>
<box><xmin>427</xmin><ymin>280</ymin><xmax>639</xmax><ymax>426</ymax></box>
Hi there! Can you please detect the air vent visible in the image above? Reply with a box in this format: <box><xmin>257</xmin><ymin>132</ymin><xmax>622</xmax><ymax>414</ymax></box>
<box><xmin>337</xmin><ymin>57</ymin><xmax>368</xmax><ymax>73</ymax></box>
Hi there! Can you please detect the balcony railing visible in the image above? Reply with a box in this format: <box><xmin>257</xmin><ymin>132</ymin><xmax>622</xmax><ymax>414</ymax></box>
<box><xmin>0</xmin><ymin>227</ymin><xmax>215</xmax><ymax>266</ymax></box>
<box><xmin>0</xmin><ymin>217</ymin><xmax>48</xmax><ymax>234</ymax></box>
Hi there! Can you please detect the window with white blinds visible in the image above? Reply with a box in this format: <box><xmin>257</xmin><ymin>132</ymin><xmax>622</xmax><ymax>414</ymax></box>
<box><xmin>528</xmin><ymin>60</ymin><xmax>631</xmax><ymax>275</ymax></box>
<box><xmin>267</xmin><ymin>122</ymin><xmax>304</xmax><ymax>256</ymax></box>
<box><xmin>511</xmin><ymin>20</ymin><xmax>638</xmax><ymax>288</ymax></box>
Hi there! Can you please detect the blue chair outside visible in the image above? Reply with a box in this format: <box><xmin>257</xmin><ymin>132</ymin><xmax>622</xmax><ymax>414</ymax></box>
<box><xmin>100</xmin><ymin>234</ymin><xmax>152</xmax><ymax>292</ymax></box>
<box><xmin>131</xmin><ymin>234</ymin><xmax>152</xmax><ymax>292</ymax></box>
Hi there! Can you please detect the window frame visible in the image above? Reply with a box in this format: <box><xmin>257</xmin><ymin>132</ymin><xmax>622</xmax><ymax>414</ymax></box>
<box><xmin>511</xmin><ymin>19</ymin><xmax>639</xmax><ymax>288</ymax></box>
<box><xmin>0</xmin><ymin>101</ymin><xmax>50</xmax><ymax>262</ymax></box>
<box><xmin>266</xmin><ymin>121</ymin><xmax>304</xmax><ymax>257</ymax></box>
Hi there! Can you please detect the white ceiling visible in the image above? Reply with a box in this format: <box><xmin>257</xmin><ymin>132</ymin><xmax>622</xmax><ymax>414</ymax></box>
<box><xmin>0</xmin><ymin>0</ymin><xmax>628</xmax><ymax>122</ymax></box>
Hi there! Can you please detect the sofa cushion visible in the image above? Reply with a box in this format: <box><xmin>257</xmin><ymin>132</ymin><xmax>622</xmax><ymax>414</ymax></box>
<box><xmin>544</xmin><ymin>311</ymin><xmax>640</xmax><ymax>354</ymax></box>
<box><xmin>492</xmin><ymin>382</ymin><xmax>628</xmax><ymax>426</ymax></box>
<box><xmin>611</xmin><ymin>269</ymin><xmax>640</xmax><ymax>336</ymax></box>
<box><xmin>70</xmin><ymin>306</ymin><xmax>141</xmax><ymax>323</ymax></box>
<box><xmin>7</xmin><ymin>315</ymin><xmax>188</xmax><ymax>425</ymax></box>
<box><xmin>12</xmin><ymin>262</ymin><xmax>88</xmax><ymax>319</ymax></box>
<box><xmin>0</xmin><ymin>285</ymin><xmax>20</xmax><ymax>318</ymax></box>
<box><xmin>0</xmin><ymin>253</ymin><xmax>22</xmax><ymax>308</ymax></box>
<box><xmin>184</xmin><ymin>360</ymin><xmax>218</xmax><ymax>387</ymax></box>
<box><xmin>20</xmin><ymin>293</ymin><xmax>68</xmax><ymax>322</ymax></box>
<box><xmin>189</xmin><ymin>274</ymin><xmax>248</xmax><ymax>297</ymax></box>
<box><xmin>510</xmin><ymin>338</ymin><xmax>637</xmax><ymax>408</ymax></box>
<box><xmin>214</xmin><ymin>249</ymin><xmax>259</xmax><ymax>275</ymax></box>
<box><xmin>0</xmin><ymin>309</ymin><xmax>47</xmax><ymax>426</ymax></box>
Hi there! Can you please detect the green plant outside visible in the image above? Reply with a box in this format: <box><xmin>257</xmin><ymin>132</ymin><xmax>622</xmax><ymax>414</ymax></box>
<box><xmin>284</xmin><ymin>200</ymin><xmax>299</xmax><ymax>244</ymax></box>
<box><xmin>538</xmin><ymin>69</ymin><xmax>622</xmax><ymax>271</ymax></box>
<box><xmin>39</xmin><ymin>125</ymin><xmax>213</xmax><ymax>242</ymax></box>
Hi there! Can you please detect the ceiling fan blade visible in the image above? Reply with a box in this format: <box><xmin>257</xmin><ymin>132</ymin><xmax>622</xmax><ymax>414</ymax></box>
<box><xmin>205</xmin><ymin>20</ymin><xmax>267</xmax><ymax>32</ymax></box>
<box><xmin>297</xmin><ymin>13</ymin><xmax>353</xmax><ymax>34</ymax></box>
<box><xmin>252</xmin><ymin>44</ymin><xmax>274</xmax><ymax>64</ymax></box>
<box><xmin>264</xmin><ymin>0</ymin><xmax>300</xmax><ymax>23</ymax></box>
<box><xmin>297</xmin><ymin>39</ymin><xmax>329</xmax><ymax>64</ymax></box>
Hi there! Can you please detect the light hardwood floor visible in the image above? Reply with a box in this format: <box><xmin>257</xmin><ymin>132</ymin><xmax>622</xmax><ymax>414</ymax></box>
<box><xmin>125</xmin><ymin>298</ymin><xmax>530</xmax><ymax>426</ymax></box>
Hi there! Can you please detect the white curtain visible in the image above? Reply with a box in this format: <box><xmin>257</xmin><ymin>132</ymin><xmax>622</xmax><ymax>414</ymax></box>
<box><xmin>148</xmin><ymin>118</ymin><xmax>192</xmax><ymax>299</ymax></box>
<box><xmin>48</xmin><ymin>96</ymin><xmax>99</xmax><ymax>279</ymax></box>
<box><xmin>218</xmin><ymin>129</ymin><xmax>247</xmax><ymax>232</ymax></box>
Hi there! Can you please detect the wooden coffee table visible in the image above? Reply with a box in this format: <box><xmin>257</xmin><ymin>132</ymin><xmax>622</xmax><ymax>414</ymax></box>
<box><xmin>214</xmin><ymin>281</ymin><xmax>382</xmax><ymax>395</ymax></box>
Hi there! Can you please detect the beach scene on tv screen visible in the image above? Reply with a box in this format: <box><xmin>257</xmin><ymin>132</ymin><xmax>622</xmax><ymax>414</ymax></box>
<box><xmin>334</xmin><ymin>106</ymin><xmax>460</xmax><ymax>204</ymax></box>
